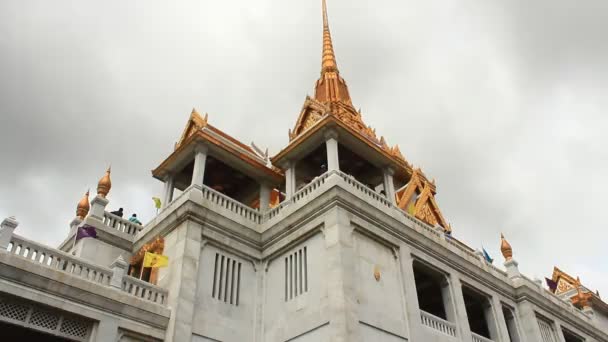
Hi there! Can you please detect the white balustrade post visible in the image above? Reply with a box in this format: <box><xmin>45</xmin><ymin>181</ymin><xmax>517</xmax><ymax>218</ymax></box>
<box><xmin>285</xmin><ymin>161</ymin><xmax>297</xmax><ymax>200</ymax></box>
<box><xmin>383</xmin><ymin>167</ymin><xmax>396</xmax><ymax>204</ymax></box>
<box><xmin>163</xmin><ymin>175</ymin><xmax>175</xmax><ymax>208</ymax></box>
<box><xmin>259</xmin><ymin>183</ymin><xmax>271</xmax><ymax>213</ymax></box>
<box><xmin>89</xmin><ymin>195</ymin><xmax>109</xmax><ymax>220</ymax></box>
<box><xmin>191</xmin><ymin>144</ymin><xmax>208</xmax><ymax>187</ymax></box>
<box><xmin>0</xmin><ymin>216</ymin><xmax>19</xmax><ymax>250</ymax></box>
<box><xmin>325</xmin><ymin>130</ymin><xmax>340</xmax><ymax>171</ymax></box>
<box><xmin>109</xmin><ymin>255</ymin><xmax>128</xmax><ymax>289</ymax></box>
<box><xmin>504</xmin><ymin>258</ymin><xmax>521</xmax><ymax>280</ymax></box>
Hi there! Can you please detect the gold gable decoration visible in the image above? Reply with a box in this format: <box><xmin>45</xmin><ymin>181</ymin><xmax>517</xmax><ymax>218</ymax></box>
<box><xmin>396</xmin><ymin>169</ymin><xmax>449</xmax><ymax>230</ymax></box>
<box><xmin>175</xmin><ymin>108</ymin><xmax>208</xmax><ymax>150</ymax></box>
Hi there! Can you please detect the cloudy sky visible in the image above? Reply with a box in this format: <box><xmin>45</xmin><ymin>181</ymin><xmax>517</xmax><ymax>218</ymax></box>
<box><xmin>1</xmin><ymin>0</ymin><xmax>607</xmax><ymax>294</ymax></box>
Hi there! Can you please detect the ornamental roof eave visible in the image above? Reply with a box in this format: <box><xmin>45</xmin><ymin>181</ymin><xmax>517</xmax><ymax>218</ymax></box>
<box><xmin>272</xmin><ymin>113</ymin><xmax>412</xmax><ymax>176</ymax></box>
<box><xmin>152</xmin><ymin>125</ymin><xmax>283</xmax><ymax>185</ymax></box>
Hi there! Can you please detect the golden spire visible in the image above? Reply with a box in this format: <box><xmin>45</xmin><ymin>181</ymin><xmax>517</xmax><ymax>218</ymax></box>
<box><xmin>314</xmin><ymin>0</ymin><xmax>352</xmax><ymax>105</ymax></box>
<box><xmin>97</xmin><ymin>166</ymin><xmax>112</xmax><ymax>198</ymax></box>
<box><xmin>500</xmin><ymin>233</ymin><xmax>513</xmax><ymax>261</ymax></box>
<box><xmin>321</xmin><ymin>0</ymin><xmax>338</xmax><ymax>74</ymax></box>
<box><xmin>76</xmin><ymin>190</ymin><xmax>90</xmax><ymax>219</ymax></box>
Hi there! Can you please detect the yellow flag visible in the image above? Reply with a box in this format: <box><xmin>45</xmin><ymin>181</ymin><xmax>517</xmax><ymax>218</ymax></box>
<box><xmin>152</xmin><ymin>197</ymin><xmax>162</xmax><ymax>209</ymax></box>
<box><xmin>143</xmin><ymin>252</ymin><xmax>169</xmax><ymax>268</ymax></box>
<box><xmin>407</xmin><ymin>201</ymin><xmax>416</xmax><ymax>215</ymax></box>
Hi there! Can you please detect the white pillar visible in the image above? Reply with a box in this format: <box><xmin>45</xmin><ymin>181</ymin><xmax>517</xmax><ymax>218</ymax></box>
<box><xmin>491</xmin><ymin>296</ymin><xmax>516</xmax><ymax>342</ymax></box>
<box><xmin>259</xmin><ymin>183</ymin><xmax>271</xmax><ymax>212</ymax></box>
<box><xmin>325</xmin><ymin>130</ymin><xmax>340</xmax><ymax>171</ymax></box>
<box><xmin>89</xmin><ymin>195</ymin><xmax>109</xmax><ymax>220</ymax></box>
<box><xmin>383</xmin><ymin>167</ymin><xmax>396</xmax><ymax>204</ymax></box>
<box><xmin>285</xmin><ymin>161</ymin><xmax>296</xmax><ymax>199</ymax></box>
<box><xmin>449</xmin><ymin>274</ymin><xmax>473</xmax><ymax>341</ymax></box>
<box><xmin>0</xmin><ymin>217</ymin><xmax>18</xmax><ymax>250</ymax></box>
<box><xmin>398</xmin><ymin>245</ymin><xmax>425</xmax><ymax>341</ymax></box>
<box><xmin>191</xmin><ymin>145</ymin><xmax>208</xmax><ymax>187</ymax></box>
<box><xmin>163</xmin><ymin>176</ymin><xmax>175</xmax><ymax>208</ymax></box>
<box><xmin>323</xmin><ymin>207</ymin><xmax>360</xmax><ymax>341</ymax></box>
<box><xmin>109</xmin><ymin>255</ymin><xmax>128</xmax><ymax>289</ymax></box>
<box><xmin>517</xmin><ymin>301</ymin><xmax>544</xmax><ymax>342</ymax></box>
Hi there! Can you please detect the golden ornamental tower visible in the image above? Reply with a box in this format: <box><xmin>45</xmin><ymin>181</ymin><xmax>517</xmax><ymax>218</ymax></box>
<box><xmin>97</xmin><ymin>166</ymin><xmax>112</xmax><ymax>198</ymax></box>
<box><xmin>76</xmin><ymin>190</ymin><xmax>90</xmax><ymax>219</ymax></box>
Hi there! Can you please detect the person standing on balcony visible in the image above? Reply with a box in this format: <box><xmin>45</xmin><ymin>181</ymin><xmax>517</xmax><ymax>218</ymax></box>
<box><xmin>110</xmin><ymin>207</ymin><xmax>124</xmax><ymax>217</ymax></box>
<box><xmin>128</xmin><ymin>213</ymin><xmax>142</xmax><ymax>225</ymax></box>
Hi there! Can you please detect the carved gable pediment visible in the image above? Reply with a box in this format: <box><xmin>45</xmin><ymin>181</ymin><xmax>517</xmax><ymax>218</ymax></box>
<box><xmin>396</xmin><ymin>169</ymin><xmax>448</xmax><ymax>230</ymax></box>
<box><xmin>290</xmin><ymin>97</ymin><xmax>328</xmax><ymax>140</ymax></box>
<box><xmin>176</xmin><ymin>109</ymin><xmax>208</xmax><ymax>150</ymax></box>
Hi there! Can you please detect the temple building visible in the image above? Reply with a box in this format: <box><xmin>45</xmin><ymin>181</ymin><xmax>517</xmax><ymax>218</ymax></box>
<box><xmin>1</xmin><ymin>1</ymin><xmax>607</xmax><ymax>341</ymax></box>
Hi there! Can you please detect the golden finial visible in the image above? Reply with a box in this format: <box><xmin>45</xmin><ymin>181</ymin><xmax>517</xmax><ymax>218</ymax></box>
<box><xmin>97</xmin><ymin>166</ymin><xmax>112</xmax><ymax>198</ymax></box>
<box><xmin>76</xmin><ymin>190</ymin><xmax>90</xmax><ymax>219</ymax></box>
<box><xmin>321</xmin><ymin>0</ymin><xmax>338</xmax><ymax>74</ymax></box>
<box><xmin>500</xmin><ymin>233</ymin><xmax>513</xmax><ymax>261</ymax></box>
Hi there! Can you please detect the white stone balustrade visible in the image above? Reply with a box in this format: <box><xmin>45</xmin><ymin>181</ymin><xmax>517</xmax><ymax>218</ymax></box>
<box><xmin>102</xmin><ymin>211</ymin><xmax>143</xmax><ymax>236</ymax></box>
<box><xmin>420</xmin><ymin>310</ymin><xmax>457</xmax><ymax>337</ymax></box>
<box><xmin>472</xmin><ymin>332</ymin><xmax>493</xmax><ymax>342</ymax></box>
<box><xmin>335</xmin><ymin>171</ymin><xmax>393</xmax><ymax>208</ymax></box>
<box><xmin>122</xmin><ymin>275</ymin><xmax>167</xmax><ymax>305</ymax></box>
<box><xmin>4</xmin><ymin>234</ymin><xmax>167</xmax><ymax>305</ymax></box>
<box><xmin>7</xmin><ymin>235</ymin><xmax>112</xmax><ymax>285</ymax></box>
<box><xmin>200</xmin><ymin>184</ymin><xmax>262</xmax><ymax>223</ymax></box>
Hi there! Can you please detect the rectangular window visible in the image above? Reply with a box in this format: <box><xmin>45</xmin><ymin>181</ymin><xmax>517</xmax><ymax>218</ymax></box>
<box><xmin>285</xmin><ymin>246</ymin><xmax>308</xmax><ymax>301</ymax></box>
<box><xmin>212</xmin><ymin>252</ymin><xmax>241</xmax><ymax>306</ymax></box>
<box><xmin>537</xmin><ymin>316</ymin><xmax>558</xmax><ymax>342</ymax></box>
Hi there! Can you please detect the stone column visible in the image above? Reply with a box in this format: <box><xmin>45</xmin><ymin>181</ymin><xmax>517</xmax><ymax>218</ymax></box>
<box><xmin>516</xmin><ymin>301</ymin><xmax>543</xmax><ymax>341</ymax></box>
<box><xmin>285</xmin><ymin>161</ymin><xmax>297</xmax><ymax>199</ymax></box>
<box><xmin>383</xmin><ymin>167</ymin><xmax>396</xmax><ymax>204</ymax></box>
<box><xmin>259</xmin><ymin>183</ymin><xmax>271</xmax><ymax>213</ymax></box>
<box><xmin>157</xmin><ymin>219</ymin><xmax>203</xmax><ymax>342</ymax></box>
<box><xmin>484</xmin><ymin>296</ymin><xmax>502</xmax><ymax>342</ymax></box>
<box><xmin>554</xmin><ymin>322</ymin><xmax>568</xmax><ymax>342</ymax></box>
<box><xmin>0</xmin><ymin>217</ymin><xmax>18</xmax><ymax>250</ymax></box>
<box><xmin>95</xmin><ymin>318</ymin><xmax>119</xmax><ymax>342</ymax></box>
<box><xmin>325</xmin><ymin>130</ymin><xmax>340</xmax><ymax>172</ymax></box>
<box><xmin>323</xmin><ymin>207</ymin><xmax>360</xmax><ymax>341</ymax></box>
<box><xmin>398</xmin><ymin>244</ymin><xmax>424</xmax><ymax>341</ymax></box>
<box><xmin>163</xmin><ymin>175</ymin><xmax>175</xmax><ymax>208</ymax></box>
<box><xmin>109</xmin><ymin>255</ymin><xmax>128</xmax><ymax>289</ymax></box>
<box><xmin>89</xmin><ymin>195</ymin><xmax>109</xmax><ymax>220</ymax></box>
<box><xmin>441</xmin><ymin>277</ymin><xmax>458</xmax><ymax>324</ymax></box>
<box><xmin>449</xmin><ymin>274</ymin><xmax>473</xmax><ymax>341</ymax></box>
<box><xmin>191</xmin><ymin>145</ymin><xmax>208</xmax><ymax>187</ymax></box>
<box><xmin>490</xmin><ymin>296</ymin><xmax>513</xmax><ymax>342</ymax></box>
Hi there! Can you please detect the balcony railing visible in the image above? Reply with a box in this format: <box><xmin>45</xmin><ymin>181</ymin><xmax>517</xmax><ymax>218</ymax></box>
<box><xmin>7</xmin><ymin>235</ymin><xmax>112</xmax><ymax>286</ymax></box>
<box><xmin>4</xmin><ymin>235</ymin><xmax>166</xmax><ymax>305</ymax></box>
<box><xmin>200</xmin><ymin>184</ymin><xmax>262</xmax><ymax>223</ymax></box>
<box><xmin>420</xmin><ymin>310</ymin><xmax>457</xmax><ymax>337</ymax></box>
<box><xmin>102</xmin><ymin>211</ymin><xmax>142</xmax><ymax>236</ymax></box>
<box><xmin>472</xmin><ymin>332</ymin><xmax>493</xmax><ymax>342</ymax></box>
<box><xmin>122</xmin><ymin>275</ymin><xmax>167</xmax><ymax>305</ymax></box>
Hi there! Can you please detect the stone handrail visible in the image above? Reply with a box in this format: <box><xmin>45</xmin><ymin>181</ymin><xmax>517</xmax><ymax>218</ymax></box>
<box><xmin>122</xmin><ymin>275</ymin><xmax>168</xmax><ymax>305</ymax></box>
<box><xmin>420</xmin><ymin>310</ymin><xmax>457</xmax><ymax>337</ymax></box>
<box><xmin>201</xmin><ymin>184</ymin><xmax>262</xmax><ymax>223</ymax></box>
<box><xmin>292</xmin><ymin>171</ymin><xmax>333</xmax><ymax>204</ymax></box>
<box><xmin>335</xmin><ymin>171</ymin><xmax>393</xmax><ymax>208</ymax></box>
<box><xmin>7</xmin><ymin>235</ymin><xmax>112</xmax><ymax>286</ymax></box>
<box><xmin>4</xmin><ymin>234</ymin><xmax>167</xmax><ymax>305</ymax></box>
<box><xmin>102</xmin><ymin>211</ymin><xmax>142</xmax><ymax>236</ymax></box>
<box><xmin>472</xmin><ymin>332</ymin><xmax>493</xmax><ymax>342</ymax></box>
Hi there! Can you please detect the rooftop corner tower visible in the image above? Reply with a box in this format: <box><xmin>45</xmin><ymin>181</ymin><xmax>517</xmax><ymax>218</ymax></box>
<box><xmin>273</xmin><ymin>0</ymin><xmax>450</xmax><ymax>231</ymax></box>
